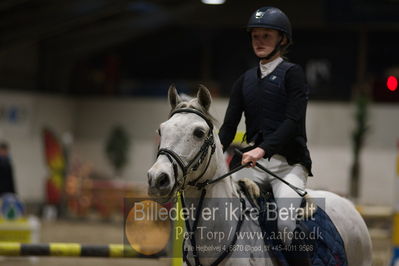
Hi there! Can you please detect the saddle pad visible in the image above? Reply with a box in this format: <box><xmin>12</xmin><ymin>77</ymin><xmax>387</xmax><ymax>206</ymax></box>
<box><xmin>257</xmin><ymin>196</ymin><xmax>348</xmax><ymax>266</ymax></box>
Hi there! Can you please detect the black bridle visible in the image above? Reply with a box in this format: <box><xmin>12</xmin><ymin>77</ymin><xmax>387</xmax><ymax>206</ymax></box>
<box><xmin>156</xmin><ymin>108</ymin><xmax>216</xmax><ymax>193</ymax></box>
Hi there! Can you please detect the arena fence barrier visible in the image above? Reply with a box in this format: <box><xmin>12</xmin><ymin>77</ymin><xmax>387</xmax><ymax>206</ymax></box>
<box><xmin>0</xmin><ymin>242</ymin><xmax>164</xmax><ymax>258</ymax></box>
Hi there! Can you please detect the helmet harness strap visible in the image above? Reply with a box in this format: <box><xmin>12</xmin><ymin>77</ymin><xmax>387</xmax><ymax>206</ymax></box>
<box><xmin>258</xmin><ymin>33</ymin><xmax>284</xmax><ymax>61</ymax></box>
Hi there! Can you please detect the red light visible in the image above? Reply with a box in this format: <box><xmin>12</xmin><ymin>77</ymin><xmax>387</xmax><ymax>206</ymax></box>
<box><xmin>387</xmin><ymin>76</ymin><xmax>398</xmax><ymax>91</ymax></box>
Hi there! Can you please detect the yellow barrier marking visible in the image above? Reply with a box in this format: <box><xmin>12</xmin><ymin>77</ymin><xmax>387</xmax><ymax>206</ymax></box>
<box><xmin>109</xmin><ymin>244</ymin><xmax>124</xmax><ymax>257</ymax></box>
<box><xmin>0</xmin><ymin>230</ymin><xmax>31</xmax><ymax>243</ymax></box>
<box><xmin>393</xmin><ymin>213</ymin><xmax>399</xmax><ymax>246</ymax></box>
<box><xmin>109</xmin><ymin>244</ymin><xmax>138</xmax><ymax>257</ymax></box>
<box><xmin>172</xmin><ymin>193</ymin><xmax>183</xmax><ymax>266</ymax></box>
<box><xmin>0</xmin><ymin>217</ymin><xmax>28</xmax><ymax>223</ymax></box>
<box><xmin>232</xmin><ymin>131</ymin><xmax>245</xmax><ymax>144</ymax></box>
<box><xmin>50</xmin><ymin>243</ymin><xmax>81</xmax><ymax>256</ymax></box>
<box><xmin>0</xmin><ymin>242</ymin><xmax>21</xmax><ymax>256</ymax></box>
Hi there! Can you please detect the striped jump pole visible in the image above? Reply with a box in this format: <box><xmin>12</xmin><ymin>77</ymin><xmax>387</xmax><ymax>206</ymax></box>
<box><xmin>0</xmin><ymin>242</ymin><xmax>164</xmax><ymax>258</ymax></box>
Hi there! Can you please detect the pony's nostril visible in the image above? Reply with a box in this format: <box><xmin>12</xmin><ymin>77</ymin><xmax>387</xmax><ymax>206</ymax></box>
<box><xmin>147</xmin><ymin>172</ymin><xmax>154</xmax><ymax>187</ymax></box>
<box><xmin>157</xmin><ymin>173</ymin><xmax>170</xmax><ymax>188</ymax></box>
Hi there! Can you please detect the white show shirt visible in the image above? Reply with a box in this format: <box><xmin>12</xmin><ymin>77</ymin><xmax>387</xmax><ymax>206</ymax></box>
<box><xmin>259</xmin><ymin>57</ymin><xmax>283</xmax><ymax>79</ymax></box>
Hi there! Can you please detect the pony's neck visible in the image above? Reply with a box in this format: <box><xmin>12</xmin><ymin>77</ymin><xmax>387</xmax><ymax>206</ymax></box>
<box><xmin>184</xmin><ymin>134</ymin><xmax>238</xmax><ymax>200</ymax></box>
<box><xmin>181</xmin><ymin>126</ymin><xmax>274</xmax><ymax>266</ymax></box>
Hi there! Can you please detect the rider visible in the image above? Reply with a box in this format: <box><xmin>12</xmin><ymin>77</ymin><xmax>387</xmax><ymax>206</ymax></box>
<box><xmin>218</xmin><ymin>6</ymin><xmax>312</xmax><ymax>265</ymax></box>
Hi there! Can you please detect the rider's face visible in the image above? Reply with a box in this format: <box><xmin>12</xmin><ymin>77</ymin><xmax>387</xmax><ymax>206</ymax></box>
<box><xmin>251</xmin><ymin>28</ymin><xmax>282</xmax><ymax>61</ymax></box>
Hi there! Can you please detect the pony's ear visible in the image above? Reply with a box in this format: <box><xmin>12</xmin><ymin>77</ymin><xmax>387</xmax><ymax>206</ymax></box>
<box><xmin>168</xmin><ymin>84</ymin><xmax>181</xmax><ymax>109</ymax></box>
<box><xmin>197</xmin><ymin>84</ymin><xmax>212</xmax><ymax>111</ymax></box>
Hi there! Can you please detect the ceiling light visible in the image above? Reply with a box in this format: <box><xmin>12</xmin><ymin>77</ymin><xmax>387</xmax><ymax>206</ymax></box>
<box><xmin>201</xmin><ymin>0</ymin><xmax>225</xmax><ymax>5</ymax></box>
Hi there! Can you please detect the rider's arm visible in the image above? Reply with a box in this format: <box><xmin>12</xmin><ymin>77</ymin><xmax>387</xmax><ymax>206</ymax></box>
<box><xmin>218</xmin><ymin>75</ymin><xmax>245</xmax><ymax>152</ymax></box>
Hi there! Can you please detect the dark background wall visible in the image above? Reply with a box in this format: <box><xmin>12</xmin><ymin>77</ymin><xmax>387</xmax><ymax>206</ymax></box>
<box><xmin>1</xmin><ymin>0</ymin><xmax>399</xmax><ymax>101</ymax></box>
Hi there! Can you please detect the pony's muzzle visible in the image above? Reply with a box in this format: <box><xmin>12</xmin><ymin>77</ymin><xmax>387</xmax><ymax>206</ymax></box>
<box><xmin>147</xmin><ymin>169</ymin><xmax>173</xmax><ymax>197</ymax></box>
<box><xmin>156</xmin><ymin>173</ymin><xmax>170</xmax><ymax>189</ymax></box>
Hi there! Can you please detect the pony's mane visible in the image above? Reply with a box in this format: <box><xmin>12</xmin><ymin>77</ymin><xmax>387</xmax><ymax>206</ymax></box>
<box><xmin>169</xmin><ymin>98</ymin><xmax>218</xmax><ymax>127</ymax></box>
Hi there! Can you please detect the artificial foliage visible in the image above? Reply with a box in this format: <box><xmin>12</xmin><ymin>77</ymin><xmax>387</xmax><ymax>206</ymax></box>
<box><xmin>105</xmin><ymin>125</ymin><xmax>130</xmax><ymax>177</ymax></box>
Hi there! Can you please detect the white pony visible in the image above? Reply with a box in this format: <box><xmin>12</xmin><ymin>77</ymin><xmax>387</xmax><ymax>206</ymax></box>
<box><xmin>147</xmin><ymin>85</ymin><xmax>372</xmax><ymax>266</ymax></box>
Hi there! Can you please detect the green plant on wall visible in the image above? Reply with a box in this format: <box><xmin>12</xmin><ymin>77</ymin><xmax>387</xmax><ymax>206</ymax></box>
<box><xmin>105</xmin><ymin>125</ymin><xmax>130</xmax><ymax>177</ymax></box>
<box><xmin>350</xmin><ymin>93</ymin><xmax>369</xmax><ymax>200</ymax></box>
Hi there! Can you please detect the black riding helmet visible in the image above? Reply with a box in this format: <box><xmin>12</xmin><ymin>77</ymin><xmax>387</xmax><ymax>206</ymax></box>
<box><xmin>247</xmin><ymin>6</ymin><xmax>292</xmax><ymax>60</ymax></box>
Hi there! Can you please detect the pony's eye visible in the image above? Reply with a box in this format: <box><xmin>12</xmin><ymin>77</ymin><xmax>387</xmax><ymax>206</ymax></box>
<box><xmin>156</xmin><ymin>128</ymin><xmax>161</xmax><ymax>136</ymax></box>
<box><xmin>193</xmin><ymin>128</ymin><xmax>205</xmax><ymax>139</ymax></box>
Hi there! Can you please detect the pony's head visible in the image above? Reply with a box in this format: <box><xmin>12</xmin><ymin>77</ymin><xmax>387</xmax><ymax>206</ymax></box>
<box><xmin>147</xmin><ymin>84</ymin><xmax>216</xmax><ymax>203</ymax></box>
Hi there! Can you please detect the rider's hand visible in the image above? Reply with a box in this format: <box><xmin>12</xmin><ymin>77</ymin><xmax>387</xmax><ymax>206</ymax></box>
<box><xmin>242</xmin><ymin>147</ymin><xmax>265</xmax><ymax>168</ymax></box>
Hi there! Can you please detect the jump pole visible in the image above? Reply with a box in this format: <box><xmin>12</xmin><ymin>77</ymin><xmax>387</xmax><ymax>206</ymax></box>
<box><xmin>0</xmin><ymin>242</ymin><xmax>162</xmax><ymax>258</ymax></box>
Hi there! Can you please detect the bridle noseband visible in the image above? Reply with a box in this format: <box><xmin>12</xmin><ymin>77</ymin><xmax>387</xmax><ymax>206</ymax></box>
<box><xmin>156</xmin><ymin>108</ymin><xmax>216</xmax><ymax>193</ymax></box>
